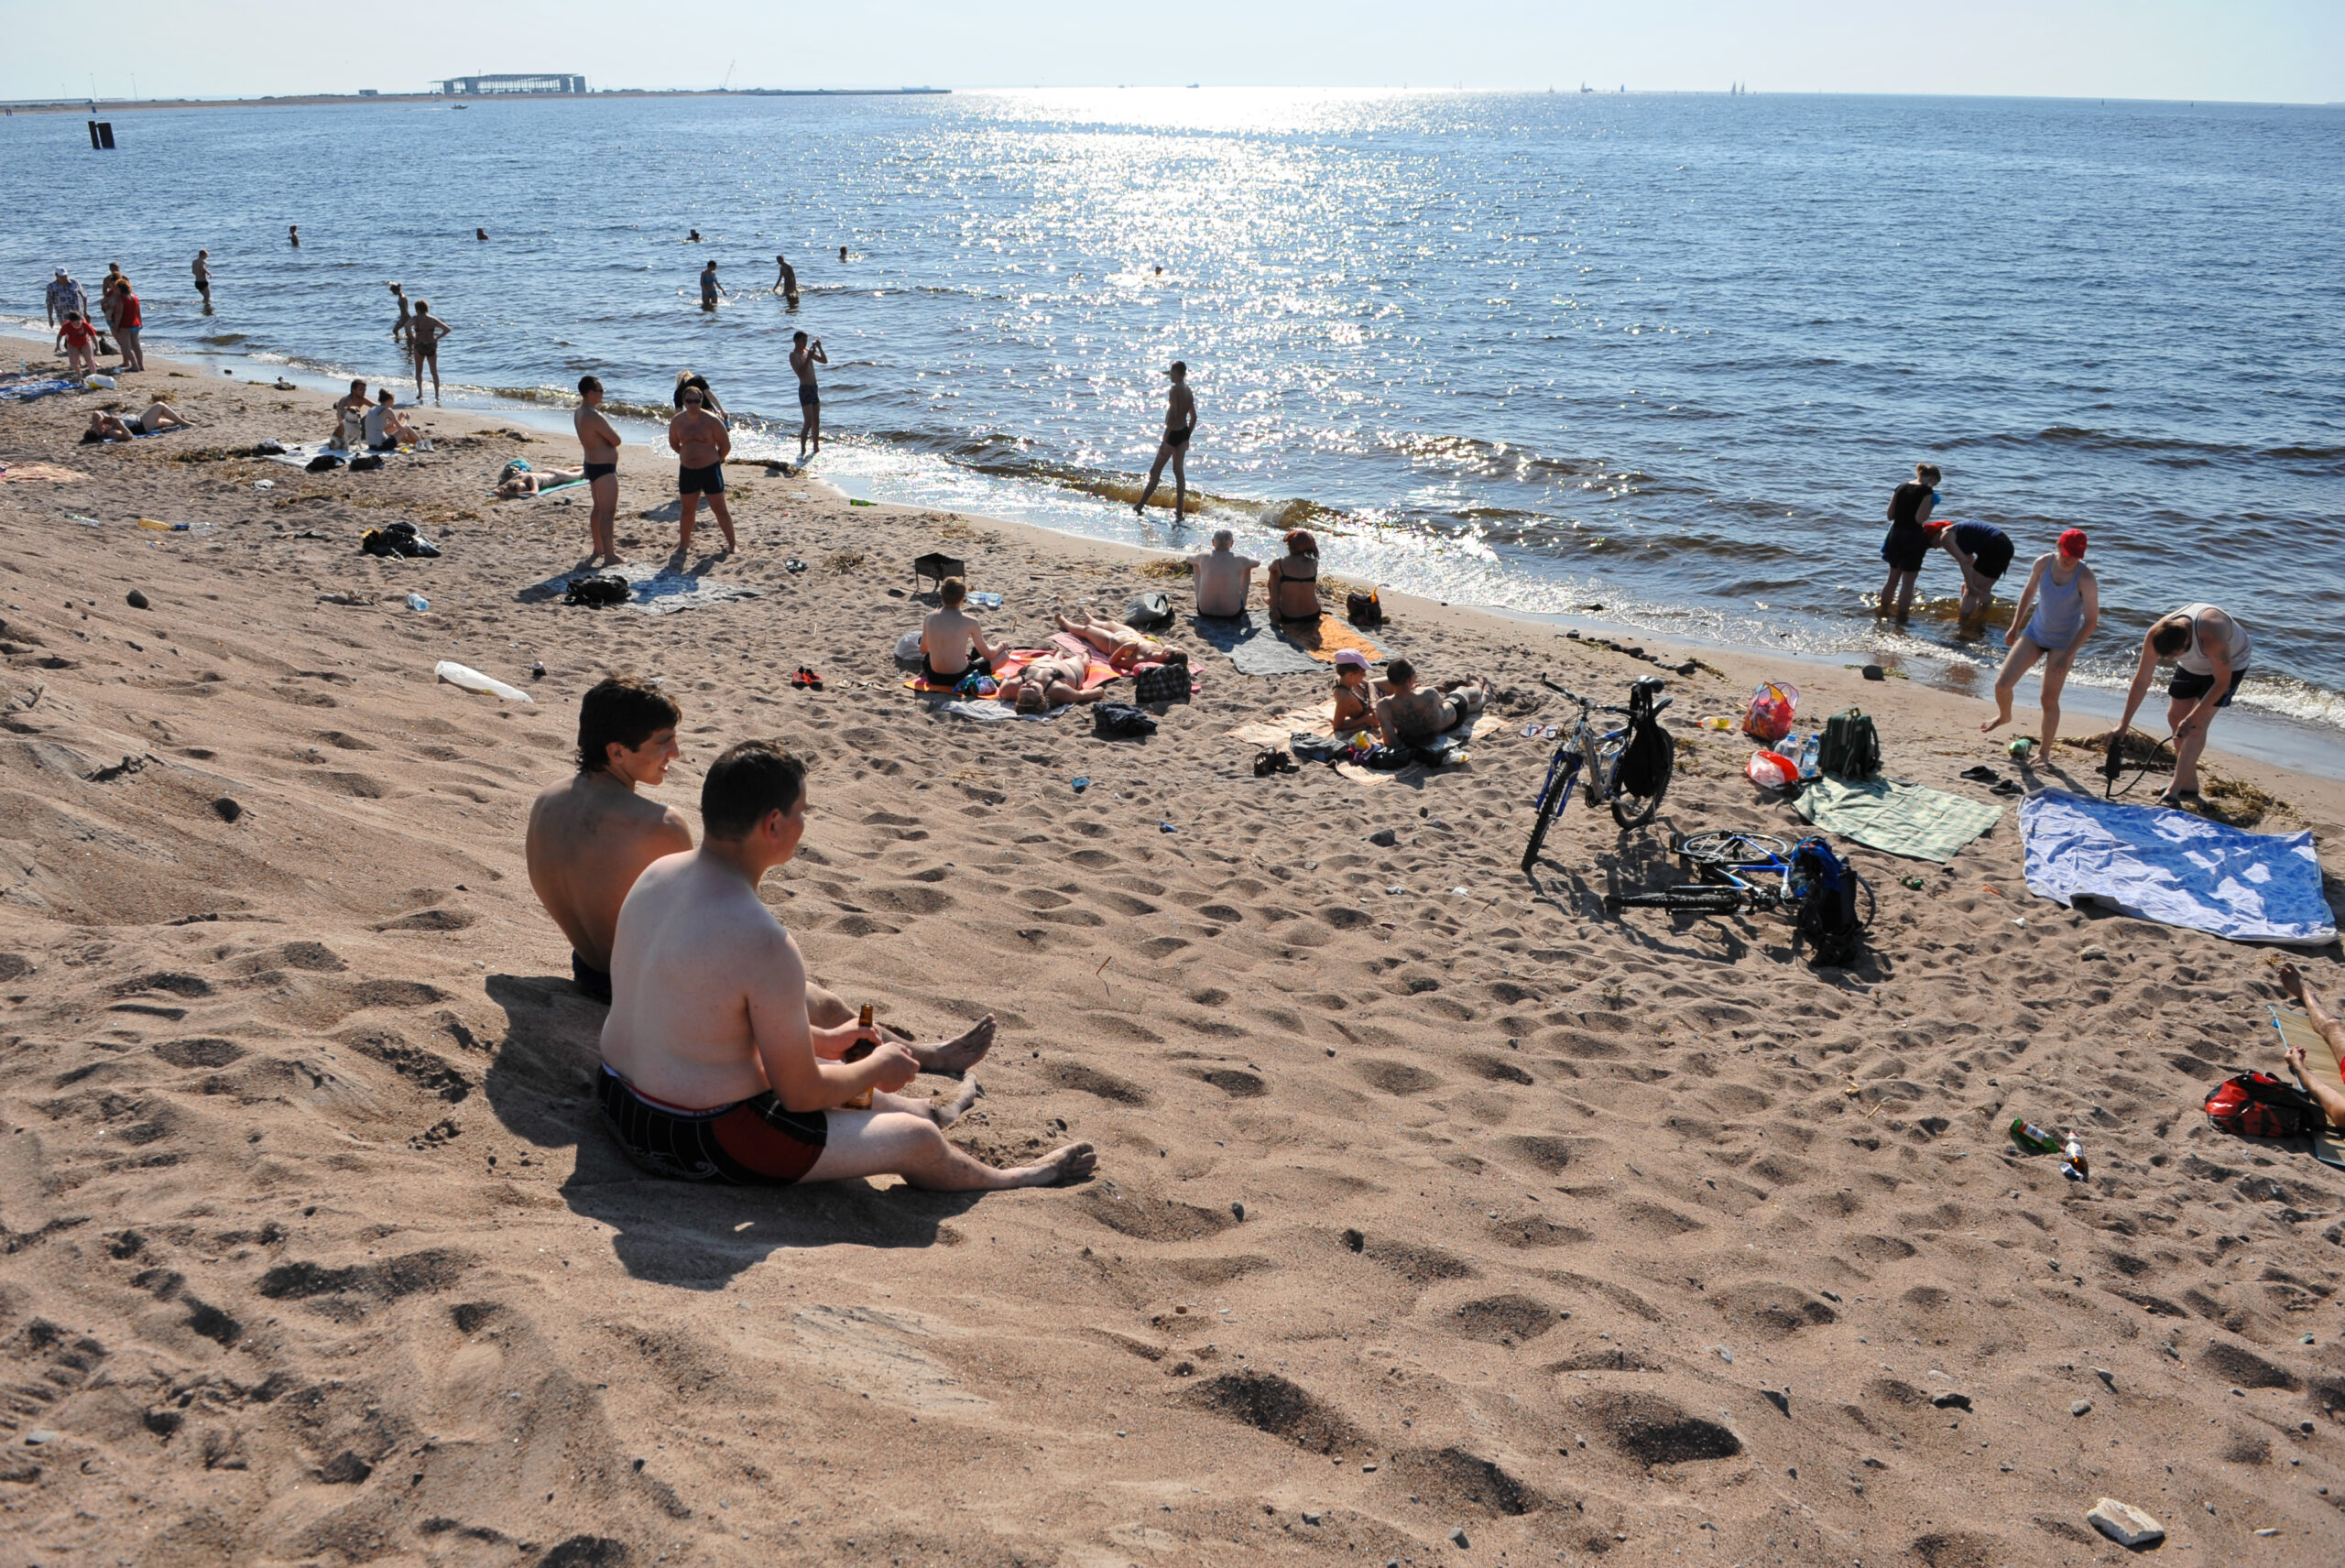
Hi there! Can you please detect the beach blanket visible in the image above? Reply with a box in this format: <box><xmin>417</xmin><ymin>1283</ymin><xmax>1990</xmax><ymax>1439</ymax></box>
<box><xmin>0</xmin><ymin>377</ymin><xmax>78</xmax><ymax>405</ymax></box>
<box><xmin>1280</xmin><ymin>613</ymin><xmax>1381</xmax><ymax>664</ymax></box>
<box><xmin>1191</xmin><ymin>612</ymin><xmax>1325</xmax><ymax>677</ymax></box>
<box><xmin>942</xmin><ymin>699</ymin><xmax>1062</xmax><ymax>722</ymax></box>
<box><xmin>515</xmin><ymin>561</ymin><xmax>763</xmax><ymax>617</ymax></box>
<box><xmin>1227</xmin><ymin>701</ymin><xmax>1342</xmax><ymax>749</ymax></box>
<box><xmin>0</xmin><ymin>463</ymin><xmax>89</xmax><ymax>484</ymax></box>
<box><xmin>2021</xmin><ymin>789</ymin><xmax>2335</xmax><ymax>944</ymax></box>
<box><xmin>1794</xmin><ymin>776</ymin><xmax>2001</xmax><ymax>864</ymax></box>
<box><xmin>2269</xmin><ymin>1007</ymin><xmax>2345</xmax><ymax>1169</ymax></box>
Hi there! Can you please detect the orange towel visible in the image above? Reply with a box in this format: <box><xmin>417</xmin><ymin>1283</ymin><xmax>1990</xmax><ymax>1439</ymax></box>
<box><xmin>1282</xmin><ymin>614</ymin><xmax>1380</xmax><ymax>663</ymax></box>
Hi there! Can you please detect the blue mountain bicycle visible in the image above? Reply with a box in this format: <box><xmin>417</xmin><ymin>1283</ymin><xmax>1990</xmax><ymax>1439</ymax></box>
<box><xmin>1522</xmin><ymin>676</ymin><xmax>1675</xmax><ymax>875</ymax></box>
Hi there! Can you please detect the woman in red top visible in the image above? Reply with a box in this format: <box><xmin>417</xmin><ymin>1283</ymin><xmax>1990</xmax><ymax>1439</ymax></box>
<box><xmin>112</xmin><ymin>279</ymin><xmax>145</xmax><ymax>372</ymax></box>
<box><xmin>57</xmin><ymin>311</ymin><xmax>98</xmax><ymax>376</ymax></box>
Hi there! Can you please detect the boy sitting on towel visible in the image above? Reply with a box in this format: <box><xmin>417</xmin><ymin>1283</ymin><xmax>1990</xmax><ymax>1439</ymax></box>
<box><xmin>921</xmin><ymin>577</ymin><xmax>998</xmax><ymax>685</ymax></box>
<box><xmin>598</xmin><ymin>738</ymin><xmax>1094</xmax><ymax>1192</ymax></box>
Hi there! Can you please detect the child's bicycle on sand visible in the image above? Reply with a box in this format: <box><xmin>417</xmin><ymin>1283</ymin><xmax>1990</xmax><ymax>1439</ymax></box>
<box><xmin>1521</xmin><ymin>676</ymin><xmax>1675</xmax><ymax>875</ymax></box>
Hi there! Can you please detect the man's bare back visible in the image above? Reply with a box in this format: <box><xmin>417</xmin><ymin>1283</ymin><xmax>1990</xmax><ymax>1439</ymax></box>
<box><xmin>526</xmin><ymin>769</ymin><xmax>691</xmax><ymax>976</ymax></box>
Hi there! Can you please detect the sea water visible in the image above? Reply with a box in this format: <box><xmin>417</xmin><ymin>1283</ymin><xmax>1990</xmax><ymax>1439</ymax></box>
<box><xmin>5</xmin><ymin>89</ymin><xmax>2340</xmax><ymax>735</ymax></box>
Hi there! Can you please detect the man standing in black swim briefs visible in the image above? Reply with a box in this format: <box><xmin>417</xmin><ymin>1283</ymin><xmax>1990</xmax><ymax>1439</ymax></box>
<box><xmin>575</xmin><ymin>374</ymin><xmax>624</xmax><ymax>564</ymax></box>
<box><xmin>1134</xmin><ymin>361</ymin><xmax>1196</xmax><ymax>521</ymax></box>
<box><xmin>774</xmin><ymin>254</ymin><xmax>800</xmax><ymax>303</ymax></box>
<box><xmin>597</xmin><ymin>740</ymin><xmax>1093</xmax><ymax>1192</ymax></box>
<box><xmin>790</xmin><ymin>330</ymin><xmax>827</xmax><ymax>461</ymax></box>
<box><xmin>667</xmin><ymin>383</ymin><xmax>736</xmax><ymax>553</ymax></box>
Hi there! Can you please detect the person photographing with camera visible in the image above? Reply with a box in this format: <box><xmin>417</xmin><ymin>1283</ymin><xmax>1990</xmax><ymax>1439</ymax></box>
<box><xmin>790</xmin><ymin>330</ymin><xmax>827</xmax><ymax>462</ymax></box>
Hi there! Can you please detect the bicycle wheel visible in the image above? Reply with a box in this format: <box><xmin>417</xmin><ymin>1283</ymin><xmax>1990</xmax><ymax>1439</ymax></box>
<box><xmin>1675</xmin><ymin>831</ymin><xmax>1790</xmax><ymax>879</ymax></box>
<box><xmin>1522</xmin><ymin>761</ymin><xmax>1573</xmax><ymax>874</ymax></box>
<box><xmin>1605</xmin><ymin>886</ymin><xmax>1747</xmax><ymax>914</ymax></box>
<box><xmin>1609</xmin><ymin>727</ymin><xmax>1674</xmax><ymax>829</ymax></box>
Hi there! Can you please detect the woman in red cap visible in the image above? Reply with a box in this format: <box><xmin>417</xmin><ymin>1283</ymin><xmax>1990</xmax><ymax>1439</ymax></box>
<box><xmin>1983</xmin><ymin>528</ymin><xmax>2098</xmax><ymax>751</ymax></box>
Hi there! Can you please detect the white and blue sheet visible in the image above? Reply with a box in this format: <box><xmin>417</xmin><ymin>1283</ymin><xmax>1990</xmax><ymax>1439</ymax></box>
<box><xmin>2021</xmin><ymin>789</ymin><xmax>2336</xmax><ymax>945</ymax></box>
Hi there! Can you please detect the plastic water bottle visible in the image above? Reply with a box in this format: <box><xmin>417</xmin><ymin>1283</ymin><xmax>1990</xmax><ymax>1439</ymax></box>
<box><xmin>404</xmin><ymin>593</ymin><xmax>429</xmax><ymax>612</ymax></box>
<box><xmin>1797</xmin><ymin>733</ymin><xmax>1822</xmax><ymax>779</ymax></box>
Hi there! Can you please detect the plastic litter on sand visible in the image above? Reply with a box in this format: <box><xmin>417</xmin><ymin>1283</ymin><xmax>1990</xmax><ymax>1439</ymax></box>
<box><xmin>434</xmin><ymin>660</ymin><xmax>534</xmax><ymax>703</ymax></box>
<box><xmin>404</xmin><ymin>593</ymin><xmax>430</xmax><ymax>612</ymax></box>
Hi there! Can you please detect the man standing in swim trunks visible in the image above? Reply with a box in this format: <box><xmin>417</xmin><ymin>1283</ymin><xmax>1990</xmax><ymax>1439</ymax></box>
<box><xmin>1876</xmin><ymin>462</ymin><xmax>1940</xmax><ymax>623</ymax></box>
<box><xmin>699</xmin><ymin>259</ymin><xmax>720</xmax><ymax>310</ymax></box>
<box><xmin>409</xmin><ymin>299</ymin><xmax>451</xmax><ymax>401</ymax></box>
<box><xmin>789</xmin><ymin>331</ymin><xmax>826</xmax><ymax>461</ymax></box>
<box><xmin>1133</xmin><ymin>361</ymin><xmax>1196</xmax><ymax>521</ymax></box>
<box><xmin>575</xmin><ymin>374</ymin><xmax>624</xmax><ymax>564</ymax></box>
<box><xmin>191</xmin><ymin>249</ymin><xmax>212</xmax><ymax>311</ymax></box>
<box><xmin>527</xmin><ymin>681</ymin><xmax>998</xmax><ymax>1072</ymax></box>
<box><xmin>667</xmin><ymin>384</ymin><xmax>736</xmax><ymax>553</ymax></box>
<box><xmin>598</xmin><ymin>739</ymin><xmax>1089</xmax><ymax>1192</ymax></box>
<box><xmin>1983</xmin><ymin>528</ymin><xmax>2097</xmax><ymax>752</ymax></box>
<box><xmin>2113</xmin><ymin>602</ymin><xmax>2252</xmax><ymax>810</ymax></box>
<box><xmin>773</xmin><ymin>254</ymin><xmax>799</xmax><ymax>303</ymax></box>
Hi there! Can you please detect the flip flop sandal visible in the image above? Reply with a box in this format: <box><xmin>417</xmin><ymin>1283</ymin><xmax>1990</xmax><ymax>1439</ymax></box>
<box><xmin>789</xmin><ymin>668</ymin><xmax>813</xmax><ymax>689</ymax></box>
<box><xmin>1990</xmin><ymin>779</ymin><xmax>2023</xmax><ymax>797</ymax></box>
<box><xmin>1958</xmin><ymin>765</ymin><xmax>2001</xmax><ymax>783</ymax></box>
<box><xmin>802</xmin><ymin>669</ymin><xmax>824</xmax><ymax>690</ymax></box>
<box><xmin>783</xmin><ymin>558</ymin><xmax>808</xmax><ymax>573</ymax></box>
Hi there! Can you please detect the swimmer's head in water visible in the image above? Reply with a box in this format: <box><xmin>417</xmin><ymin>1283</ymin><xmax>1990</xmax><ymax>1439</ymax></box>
<box><xmin>576</xmin><ymin>675</ymin><xmax>681</xmax><ymax>777</ymax></box>
<box><xmin>701</xmin><ymin>739</ymin><xmax>809</xmax><ymax>844</ymax></box>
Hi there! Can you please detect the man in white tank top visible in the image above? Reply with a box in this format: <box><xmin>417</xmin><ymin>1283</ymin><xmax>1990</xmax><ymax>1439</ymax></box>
<box><xmin>2113</xmin><ymin>603</ymin><xmax>2251</xmax><ymax>809</ymax></box>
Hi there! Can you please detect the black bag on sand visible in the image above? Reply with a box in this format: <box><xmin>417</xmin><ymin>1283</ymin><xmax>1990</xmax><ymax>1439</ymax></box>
<box><xmin>1096</xmin><ymin>702</ymin><xmax>1158</xmax><ymax>739</ymax></box>
<box><xmin>1615</xmin><ymin>721</ymin><xmax>1674</xmax><ymax>795</ymax></box>
<box><xmin>348</xmin><ymin>453</ymin><xmax>385</xmax><ymax>472</ymax></box>
<box><xmin>1132</xmin><ymin>651</ymin><xmax>1191</xmax><ymax>704</ymax></box>
<box><xmin>1817</xmin><ymin>707</ymin><xmax>1881</xmax><ymax>780</ymax></box>
<box><xmin>1124</xmin><ymin>591</ymin><xmax>1174</xmax><ymax>631</ymax></box>
<box><xmin>1290</xmin><ymin>733</ymin><xmax>1342</xmax><ymax>764</ymax></box>
<box><xmin>1347</xmin><ymin>587</ymin><xmax>1384</xmax><ymax>627</ymax></box>
<box><xmin>564</xmin><ymin>573</ymin><xmax>632</xmax><ymax>607</ymax></box>
<box><xmin>1790</xmin><ymin>836</ymin><xmax>1865</xmax><ymax>967</ymax></box>
<box><xmin>307</xmin><ymin>452</ymin><xmax>344</xmax><ymax>473</ymax></box>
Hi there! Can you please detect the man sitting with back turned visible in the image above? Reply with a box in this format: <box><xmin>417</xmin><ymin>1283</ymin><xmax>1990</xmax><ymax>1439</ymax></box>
<box><xmin>599</xmin><ymin>739</ymin><xmax>1096</xmax><ymax>1191</ymax></box>
<box><xmin>1192</xmin><ymin>528</ymin><xmax>1259</xmax><ymax>617</ymax></box>
<box><xmin>527</xmin><ymin>677</ymin><xmax>992</xmax><ymax>1073</ymax></box>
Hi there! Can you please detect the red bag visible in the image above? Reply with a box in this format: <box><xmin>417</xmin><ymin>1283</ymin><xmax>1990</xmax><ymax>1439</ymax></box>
<box><xmin>2203</xmin><ymin>1073</ymin><xmax>2321</xmax><ymax>1140</ymax></box>
<box><xmin>1742</xmin><ymin>681</ymin><xmax>1797</xmax><ymax>745</ymax></box>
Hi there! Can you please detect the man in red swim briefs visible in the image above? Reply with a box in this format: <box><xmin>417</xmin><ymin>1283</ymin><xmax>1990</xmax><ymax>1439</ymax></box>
<box><xmin>596</xmin><ymin>739</ymin><xmax>1096</xmax><ymax>1190</ymax></box>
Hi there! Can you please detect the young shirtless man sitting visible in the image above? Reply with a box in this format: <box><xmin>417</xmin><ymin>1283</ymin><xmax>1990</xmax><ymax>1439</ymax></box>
<box><xmin>525</xmin><ymin>677</ymin><xmax>992</xmax><ymax>1073</ymax></box>
<box><xmin>599</xmin><ymin>739</ymin><xmax>1095</xmax><ymax>1192</ymax></box>
<box><xmin>920</xmin><ymin>577</ymin><xmax>998</xmax><ymax>685</ymax></box>
<box><xmin>1374</xmin><ymin>658</ymin><xmax>1487</xmax><ymax>746</ymax></box>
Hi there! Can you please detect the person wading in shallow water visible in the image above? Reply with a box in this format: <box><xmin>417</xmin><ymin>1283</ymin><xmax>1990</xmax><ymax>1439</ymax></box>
<box><xmin>1133</xmin><ymin>361</ymin><xmax>1196</xmax><ymax>520</ymax></box>
<box><xmin>1876</xmin><ymin>462</ymin><xmax>1940</xmax><ymax>623</ymax></box>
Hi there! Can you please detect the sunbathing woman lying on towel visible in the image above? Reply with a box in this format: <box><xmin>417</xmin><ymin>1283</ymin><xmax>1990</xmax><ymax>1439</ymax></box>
<box><xmin>999</xmin><ymin>652</ymin><xmax>1112</xmax><ymax>714</ymax></box>
<box><xmin>2278</xmin><ymin>964</ymin><xmax>2345</xmax><ymax>1130</ymax></box>
<box><xmin>82</xmin><ymin>402</ymin><xmax>188</xmax><ymax>441</ymax></box>
<box><xmin>1056</xmin><ymin>606</ymin><xmax>1181</xmax><ymax>672</ymax></box>
<box><xmin>496</xmin><ymin>459</ymin><xmax>588</xmax><ymax>498</ymax></box>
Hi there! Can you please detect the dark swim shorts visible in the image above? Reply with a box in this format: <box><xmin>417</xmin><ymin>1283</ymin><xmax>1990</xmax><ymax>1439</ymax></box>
<box><xmin>1163</xmin><ymin>427</ymin><xmax>1192</xmax><ymax>449</ymax></box>
<box><xmin>583</xmin><ymin>462</ymin><xmax>616</xmax><ymax>482</ymax></box>
<box><xmin>596</xmin><ymin>1064</ymin><xmax>828</xmax><ymax>1185</ymax></box>
<box><xmin>1969</xmin><ymin>529</ymin><xmax>2014</xmax><ymax>583</ymax></box>
<box><xmin>1880</xmin><ymin>521</ymin><xmax>1928</xmax><ymax>573</ymax></box>
<box><xmin>678</xmin><ymin>462</ymin><xmax>725</xmax><ymax>495</ymax></box>
<box><xmin>797</xmin><ymin>383</ymin><xmax>820</xmax><ymax>408</ymax></box>
<box><xmin>2169</xmin><ymin>666</ymin><xmax>2248</xmax><ymax>708</ymax></box>
<box><xmin>573</xmin><ymin>952</ymin><xmax>612</xmax><ymax>1005</ymax></box>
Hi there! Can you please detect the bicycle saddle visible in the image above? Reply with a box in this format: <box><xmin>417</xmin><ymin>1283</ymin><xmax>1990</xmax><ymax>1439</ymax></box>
<box><xmin>1630</xmin><ymin>676</ymin><xmax>1668</xmax><ymax>696</ymax></box>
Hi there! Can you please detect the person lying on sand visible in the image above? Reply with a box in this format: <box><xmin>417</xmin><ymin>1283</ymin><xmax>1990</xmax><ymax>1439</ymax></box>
<box><xmin>1375</xmin><ymin>657</ymin><xmax>1486</xmax><ymax>746</ymax></box>
<box><xmin>1331</xmin><ymin>648</ymin><xmax>1389</xmax><ymax>736</ymax></box>
<box><xmin>527</xmin><ymin>677</ymin><xmax>992</xmax><ymax>1073</ymax></box>
<box><xmin>599</xmin><ymin>738</ymin><xmax>1092</xmax><ymax>1191</ymax></box>
<box><xmin>1056</xmin><ymin>606</ymin><xmax>1179</xmax><ymax>672</ymax></box>
<box><xmin>497</xmin><ymin>462</ymin><xmax>588</xmax><ymax>499</ymax></box>
<box><xmin>2278</xmin><ymin>963</ymin><xmax>2345</xmax><ymax>1130</ymax></box>
<box><xmin>82</xmin><ymin>403</ymin><xmax>188</xmax><ymax>441</ymax></box>
<box><xmin>921</xmin><ymin>577</ymin><xmax>998</xmax><ymax>683</ymax></box>
<box><xmin>999</xmin><ymin>652</ymin><xmax>1113</xmax><ymax>714</ymax></box>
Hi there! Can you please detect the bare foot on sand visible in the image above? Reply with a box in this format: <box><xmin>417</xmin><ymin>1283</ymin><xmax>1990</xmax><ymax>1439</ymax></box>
<box><xmin>903</xmin><ymin>1015</ymin><xmax>995</xmax><ymax>1077</ymax></box>
<box><xmin>1981</xmin><ymin>700</ymin><xmax>2012</xmax><ymax>735</ymax></box>
<box><xmin>1006</xmin><ymin>1141</ymin><xmax>1096</xmax><ymax>1187</ymax></box>
<box><xmin>928</xmin><ymin>1076</ymin><xmax>983</xmax><ymax>1129</ymax></box>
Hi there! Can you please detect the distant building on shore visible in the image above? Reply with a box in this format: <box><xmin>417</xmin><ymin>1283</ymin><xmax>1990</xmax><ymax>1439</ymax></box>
<box><xmin>437</xmin><ymin>74</ymin><xmax>587</xmax><ymax>96</ymax></box>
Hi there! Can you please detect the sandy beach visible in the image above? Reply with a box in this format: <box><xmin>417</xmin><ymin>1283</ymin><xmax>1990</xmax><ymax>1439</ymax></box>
<box><xmin>3</xmin><ymin>353</ymin><xmax>2343</xmax><ymax>1565</ymax></box>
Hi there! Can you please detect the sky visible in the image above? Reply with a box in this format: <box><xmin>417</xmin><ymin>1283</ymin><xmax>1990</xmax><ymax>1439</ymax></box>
<box><xmin>5</xmin><ymin>0</ymin><xmax>2340</xmax><ymax>104</ymax></box>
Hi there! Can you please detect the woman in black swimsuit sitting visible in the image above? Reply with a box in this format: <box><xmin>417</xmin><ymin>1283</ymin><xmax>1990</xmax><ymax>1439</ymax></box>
<box><xmin>1266</xmin><ymin>528</ymin><xmax>1322</xmax><ymax>623</ymax></box>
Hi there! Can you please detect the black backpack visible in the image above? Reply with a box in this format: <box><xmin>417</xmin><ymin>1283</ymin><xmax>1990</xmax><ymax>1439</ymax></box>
<box><xmin>1131</xmin><ymin>652</ymin><xmax>1191</xmax><ymax>704</ymax></box>
<box><xmin>1615</xmin><ymin>721</ymin><xmax>1674</xmax><ymax>796</ymax></box>
<box><xmin>1816</xmin><ymin>707</ymin><xmax>1881</xmax><ymax>780</ymax></box>
<box><xmin>1790</xmin><ymin>836</ymin><xmax>1865</xmax><ymax>966</ymax></box>
<box><xmin>1095</xmin><ymin>702</ymin><xmax>1158</xmax><ymax>739</ymax></box>
<box><xmin>563</xmin><ymin>573</ymin><xmax>632</xmax><ymax>607</ymax></box>
<box><xmin>1124</xmin><ymin>591</ymin><xmax>1174</xmax><ymax>632</ymax></box>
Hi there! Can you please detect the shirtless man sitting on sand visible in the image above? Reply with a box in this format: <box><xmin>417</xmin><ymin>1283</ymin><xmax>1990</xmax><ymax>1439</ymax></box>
<box><xmin>998</xmin><ymin>652</ymin><xmax>1113</xmax><ymax>714</ymax></box>
<box><xmin>920</xmin><ymin>577</ymin><xmax>998</xmax><ymax>684</ymax></box>
<box><xmin>600</xmin><ymin>739</ymin><xmax>1094</xmax><ymax>1192</ymax></box>
<box><xmin>1056</xmin><ymin>606</ymin><xmax>1183</xmax><ymax>673</ymax></box>
<box><xmin>1375</xmin><ymin>658</ymin><xmax>1487</xmax><ymax>746</ymax></box>
<box><xmin>526</xmin><ymin>677</ymin><xmax>993</xmax><ymax>1073</ymax></box>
